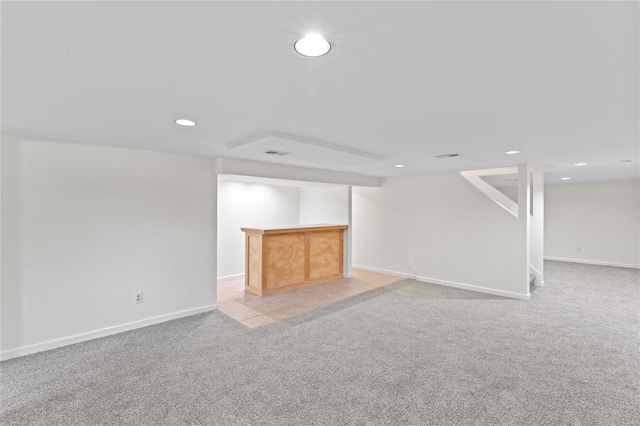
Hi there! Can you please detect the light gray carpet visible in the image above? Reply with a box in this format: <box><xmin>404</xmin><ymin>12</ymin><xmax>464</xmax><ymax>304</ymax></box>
<box><xmin>1</xmin><ymin>261</ymin><xmax>639</xmax><ymax>425</ymax></box>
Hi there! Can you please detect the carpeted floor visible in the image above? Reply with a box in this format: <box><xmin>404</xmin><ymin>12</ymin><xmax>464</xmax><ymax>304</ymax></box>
<box><xmin>1</xmin><ymin>261</ymin><xmax>639</xmax><ymax>425</ymax></box>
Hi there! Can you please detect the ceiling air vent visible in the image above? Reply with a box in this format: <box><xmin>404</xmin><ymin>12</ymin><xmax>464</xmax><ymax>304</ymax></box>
<box><xmin>434</xmin><ymin>153</ymin><xmax>462</xmax><ymax>159</ymax></box>
<box><xmin>263</xmin><ymin>149</ymin><xmax>292</xmax><ymax>156</ymax></box>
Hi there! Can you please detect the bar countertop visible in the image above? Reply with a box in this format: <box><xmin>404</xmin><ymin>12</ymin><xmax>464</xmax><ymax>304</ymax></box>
<box><xmin>240</xmin><ymin>224</ymin><xmax>348</xmax><ymax>235</ymax></box>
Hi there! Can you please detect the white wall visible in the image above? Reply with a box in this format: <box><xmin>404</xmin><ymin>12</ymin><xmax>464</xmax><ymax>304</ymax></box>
<box><xmin>499</xmin><ymin>186</ymin><xmax>518</xmax><ymax>202</ymax></box>
<box><xmin>217</xmin><ymin>180</ymin><xmax>300</xmax><ymax>278</ymax></box>
<box><xmin>1</xmin><ymin>135</ymin><xmax>218</xmax><ymax>359</ymax></box>
<box><xmin>353</xmin><ymin>176</ymin><xmax>418</xmax><ymax>276</ymax></box>
<box><xmin>545</xmin><ymin>180</ymin><xmax>640</xmax><ymax>268</ymax></box>
<box><xmin>299</xmin><ymin>187</ymin><xmax>349</xmax><ymax>225</ymax></box>
<box><xmin>353</xmin><ymin>172</ymin><xmax>529</xmax><ymax>299</ymax></box>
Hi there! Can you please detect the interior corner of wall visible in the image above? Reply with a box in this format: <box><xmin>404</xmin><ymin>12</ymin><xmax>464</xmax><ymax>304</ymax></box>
<box><xmin>214</xmin><ymin>158</ymin><xmax>223</xmax><ymax>174</ymax></box>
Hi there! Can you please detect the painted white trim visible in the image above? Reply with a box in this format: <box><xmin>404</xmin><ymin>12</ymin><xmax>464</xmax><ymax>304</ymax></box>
<box><xmin>352</xmin><ymin>264</ymin><xmax>416</xmax><ymax>279</ymax></box>
<box><xmin>353</xmin><ymin>265</ymin><xmax>530</xmax><ymax>300</ymax></box>
<box><xmin>529</xmin><ymin>264</ymin><xmax>544</xmax><ymax>286</ymax></box>
<box><xmin>343</xmin><ymin>272</ymin><xmax>353</xmax><ymax>278</ymax></box>
<box><xmin>217</xmin><ymin>273</ymin><xmax>245</xmax><ymax>282</ymax></box>
<box><xmin>0</xmin><ymin>304</ymin><xmax>218</xmax><ymax>361</ymax></box>
<box><xmin>461</xmin><ymin>168</ymin><xmax>519</xmax><ymax>217</ymax></box>
<box><xmin>544</xmin><ymin>257</ymin><xmax>640</xmax><ymax>270</ymax></box>
<box><xmin>416</xmin><ymin>276</ymin><xmax>530</xmax><ymax>300</ymax></box>
<box><xmin>460</xmin><ymin>164</ymin><xmax>556</xmax><ymax>218</ymax></box>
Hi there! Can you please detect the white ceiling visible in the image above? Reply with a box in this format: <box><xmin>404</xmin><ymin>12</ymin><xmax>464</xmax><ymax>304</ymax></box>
<box><xmin>2</xmin><ymin>1</ymin><xmax>638</xmax><ymax>183</ymax></box>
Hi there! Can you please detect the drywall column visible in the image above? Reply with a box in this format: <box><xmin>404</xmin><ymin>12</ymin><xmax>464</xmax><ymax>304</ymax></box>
<box><xmin>530</xmin><ymin>170</ymin><xmax>544</xmax><ymax>284</ymax></box>
<box><xmin>518</xmin><ymin>165</ymin><xmax>531</xmax><ymax>296</ymax></box>
<box><xmin>343</xmin><ymin>186</ymin><xmax>353</xmax><ymax>278</ymax></box>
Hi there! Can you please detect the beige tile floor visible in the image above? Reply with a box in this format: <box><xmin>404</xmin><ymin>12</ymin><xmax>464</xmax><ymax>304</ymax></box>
<box><xmin>217</xmin><ymin>269</ymin><xmax>404</xmax><ymax>328</ymax></box>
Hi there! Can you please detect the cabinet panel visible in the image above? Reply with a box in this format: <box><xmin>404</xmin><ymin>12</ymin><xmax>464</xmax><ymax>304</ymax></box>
<box><xmin>264</xmin><ymin>234</ymin><xmax>306</xmax><ymax>290</ymax></box>
<box><xmin>246</xmin><ymin>234</ymin><xmax>262</xmax><ymax>292</ymax></box>
<box><xmin>309</xmin><ymin>231</ymin><xmax>342</xmax><ymax>281</ymax></box>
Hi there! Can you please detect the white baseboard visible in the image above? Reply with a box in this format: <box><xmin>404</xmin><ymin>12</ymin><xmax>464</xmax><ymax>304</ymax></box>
<box><xmin>352</xmin><ymin>264</ymin><xmax>416</xmax><ymax>279</ymax></box>
<box><xmin>0</xmin><ymin>304</ymin><xmax>218</xmax><ymax>361</ymax></box>
<box><xmin>352</xmin><ymin>264</ymin><xmax>530</xmax><ymax>300</ymax></box>
<box><xmin>343</xmin><ymin>272</ymin><xmax>353</xmax><ymax>278</ymax></box>
<box><xmin>217</xmin><ymin>273</ymin><xmax>245</xmax><ymax>282</ymax></box>
<box><xmin>544</xmin><ymin>257</ymin><xmax>640</xmax><ymax>270</ymax></box>
<box><xmin>416</xmin><ymin>276</ymin><xmax>530</xmax><ymax>300</ymax></box>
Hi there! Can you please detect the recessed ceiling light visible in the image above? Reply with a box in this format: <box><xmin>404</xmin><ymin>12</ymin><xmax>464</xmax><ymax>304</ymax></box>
<box><xmin>561</xmin><ymin>177</ymin><xmax>571</xmax><ymax>180</ymax></box>
<box><xmin>574</xmin><ymin>162</ymin><xmax>588</xmax><ymax>166</ymax></box>
<box><xmin>505</xmin><ymin>150</ymin><xmax>520</xmax><ymax>155</ymax></box>
<box><xmin>294</xmin><ymin>34</ymin><xmax>331</xmax><ymax>57</ymax></box>
<box><xmin>175</xmin><ymin>119</ymin><xmax>196</xmax><ymax>127</ymax></box>
<box><xmin>394</xmin><ymin>164</ymin><xmax>405</xmax><ymax>168</ymax></box>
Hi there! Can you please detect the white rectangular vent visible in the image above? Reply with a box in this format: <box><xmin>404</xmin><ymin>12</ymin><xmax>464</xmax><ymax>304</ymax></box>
<box><xmin>263</xmin><ymin>149</ymin><xmax>292</xmax><ymax>156</ymax></box>
<box><xmin>435</xmin><ymin>153</ymin><xmax>462</xmax><ymax>158</ymax></box>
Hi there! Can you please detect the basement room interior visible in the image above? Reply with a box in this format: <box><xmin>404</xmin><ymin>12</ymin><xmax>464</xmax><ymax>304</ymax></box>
<box><xmin>1</xmin><ymin>1</ymin><xmax>638</xmax><ymax>425</ymax></box>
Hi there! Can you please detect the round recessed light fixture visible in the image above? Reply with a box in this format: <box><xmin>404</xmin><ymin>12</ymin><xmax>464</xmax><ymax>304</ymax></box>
<box><xmin>175</xmin><ymin>119</ymin><xmax>197</xmax><ymax>127</ymax></box>
<box><xmin>505</xmin><ymin>150</ymin><xmax>520</xmax><ymax>155</ymax></box>
<box><xmin>561</xmin><ymin>177</ymin><xmax>571</xmax><ymax>180</ymax></box>
<box><xmin>394</xmin><ymin>164</ymin><xmax>405</xmax><ymax>168</ymax></box>
<box><xmin>294</xmin><ymin>34</ymin><xmax>331</xmax><ymax>57</ymax></box>
<box><xmin>574</xmin><ymin>162</ymin><xmax>588</xmax><ymax>166</ymax></box>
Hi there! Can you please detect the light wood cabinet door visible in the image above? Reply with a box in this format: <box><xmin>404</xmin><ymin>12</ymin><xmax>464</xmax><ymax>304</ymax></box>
<box><xmin>308</xmin><ymin>231</ymin><xmax>343</xmax><ymax>281</ymax></box>
<box><xmin>264</xmin><ymin>234</ymin><xmax>306</xmax><ymax>290</ymax></box>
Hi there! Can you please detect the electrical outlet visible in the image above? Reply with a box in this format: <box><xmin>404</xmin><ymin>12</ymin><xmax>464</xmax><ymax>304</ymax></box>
<box><xmin>134</xmin><ymin>292</ymin><xmax>143</xmax><ymax>304</ymax></box>
<box><xmin>576</xmin><ymin>246</ymin><xmax>582</xmax><ymax>253</ymax></box>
